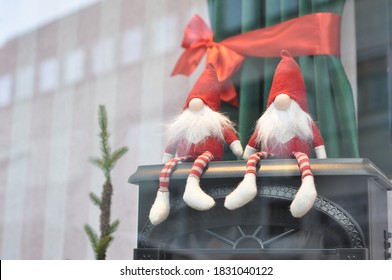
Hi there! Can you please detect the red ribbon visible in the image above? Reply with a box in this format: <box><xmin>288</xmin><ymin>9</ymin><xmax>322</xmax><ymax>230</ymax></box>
<box><xmin>172</xmin><ymin>13</ymin><xmax>341</xmax><ymax>107</ymax></box>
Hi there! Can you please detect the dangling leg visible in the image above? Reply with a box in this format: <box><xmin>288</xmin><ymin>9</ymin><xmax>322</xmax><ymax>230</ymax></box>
<box><xmin>149</xmin><ymin>156</ymin><xmax>188</xmax><ymax>225</ymax></box>
<box><xmin>290</xmin><ymin>152</ymin><xmax>317</xmax><ymax>218</ymax></box>
<box><xmin>225</xmin><ymin>152</ymin><xmax>270</xmax><ymax>210</ymax></box>
<box><xmin>183</xmin><ymin>151</ymin><xmax>215</xmax><ymax>210</ymax></box>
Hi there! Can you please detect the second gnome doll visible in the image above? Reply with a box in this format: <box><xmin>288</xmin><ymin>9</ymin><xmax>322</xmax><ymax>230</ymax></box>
<box><xmin>149</xmin><ymin>64</ymin><xmax>243</xmax><ymax>225</ymax></box>
<box><xmin>225</xmin><ymin>50</ymin><xmax>327</xmax><ymax>218</ymax></box>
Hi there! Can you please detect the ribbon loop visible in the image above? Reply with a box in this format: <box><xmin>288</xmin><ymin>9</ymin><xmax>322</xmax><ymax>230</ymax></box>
<box><xmin>172</xmin><ymin>15</ymin><xmax>214</xmax><ymax>77</ymax></box>
<box><xmin>181</xmin><ymin>14</ymin><xmax>213</xmax><ymax>49</ymax></box>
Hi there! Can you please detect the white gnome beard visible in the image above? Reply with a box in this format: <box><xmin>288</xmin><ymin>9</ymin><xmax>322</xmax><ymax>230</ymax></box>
<box><xmin>255</xmin><ymin>101</ymin><xmax>314</xmax><ymax>149</ymax></box>
<box><xmin>166</xmin><ymin>106</ymin><xmax>234</xmax><ymax>148</ymax></box>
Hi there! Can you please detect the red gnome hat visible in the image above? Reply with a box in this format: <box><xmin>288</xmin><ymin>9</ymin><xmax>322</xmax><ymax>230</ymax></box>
<box><xmin>267</xmin><ymin>50</ymin><xmax>308</xmax><ymax>112</ymax></box>
<box><xmin>183</xmin><ymin>64</ymin><xmax>221</xmax><ymax>111</ymax></box>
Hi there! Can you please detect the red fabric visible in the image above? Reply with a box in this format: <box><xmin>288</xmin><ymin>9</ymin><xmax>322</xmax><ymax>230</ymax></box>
<box><xmin>223</xmin><ymin>13</ymin><xmax>341</xmax><ymax>58</ymax></box>
<box><xmin>183</xmin><ymin>64</ymin><xmax>221</xmax><ymax>111</ymax></box>
<box><xmin>267</xmin><ymin>50</ymin><xmax>308</xmax><ymax>112</ymax></box>
<box><xmin>165</xmin><ymin>126</ymin><xmax>239</xmax><ymax>161</ymax></box>
<box><xmin>172</xmin><ymin>13</ymin><xmax>341</xmax><ymax>107</ymax></box>
<box><xmin>248</xmin><ymin>123</ymin><xmax>324</xmax><ymax>158</ymax></box>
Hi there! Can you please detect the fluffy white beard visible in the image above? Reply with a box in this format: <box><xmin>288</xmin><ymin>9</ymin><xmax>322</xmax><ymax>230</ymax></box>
<box><xmin>166</xmin><ymin>106</ymin><xmax>234</xmax><ymax>146</ymax></box>
<box><xmin>255</xmin><ymin>101</ymin><xmax>314</xmax><ymax>149</ymax></box>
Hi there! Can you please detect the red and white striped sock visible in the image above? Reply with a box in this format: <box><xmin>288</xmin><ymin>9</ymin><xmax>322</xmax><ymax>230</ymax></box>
<box><xmin>189</xmin><ymin>151</ymin><xmax>214</xmax><ymax>179</ymax></box>
<box><xmin>293</xmin><ymin>151</ymin><xmax>313</xmax><ymax>179</ymax></box>
<box><xmin>245</xmin><ymin>152</ymin><xmax>271</xmax><ymax>175</ymax></box>
<box><xmin>159</xmin><ymin>156</ymin><xmax>190</xmax><ymax>192</ymax></box>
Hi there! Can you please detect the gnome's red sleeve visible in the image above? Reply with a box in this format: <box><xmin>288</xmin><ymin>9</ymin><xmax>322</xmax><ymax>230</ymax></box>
<box><xmin>247</xmin><ymin>130</ymin><xmax>260</xmax><ymax>150</ymax></box>
<box><xmin>164</xmin><ymin>140</ymin><xmax>177</xmax><ymax>156</ymax></box>
<box><xmin>312</xmin><ymin>123</ymin><xmax>324</xmax><ymax>148</ymax></box>
<box><xmin>223</xmin><ymin>126</ymin><xmax>240</xmax><ymax>144</ymax></box>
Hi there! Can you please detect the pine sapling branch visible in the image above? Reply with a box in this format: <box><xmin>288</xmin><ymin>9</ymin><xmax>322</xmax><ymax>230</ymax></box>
<box><xmin>89</xmin><ymin>192</ymin><xmax>102</xmax><ymax>206</ymax></box>
<box><xmin>96</xmin><ymin>235</ymin><xmax>113</xmax><ymax>260</ymax></box>
<box><xmin>109</xmin><ymin>219</ymin><xmax>120</xmax><ymax>235</ymax></box>
<box><xmin>89</xmin><ymin>157</ymin><xmax>105</xmax><ymax>171</ymax></box>
<box><xmin>84</xmin><ymin>224</ymin><xmax>99</xmax><ymax>251</ymax></box>
<box><xmin>85</xmin><ymin>104</ymin><xmax>128</xmax><ymax>260</ymax></box>
<box><xmin>111</xmin><ymin>147</ymin><xmax>129</xmax><ymax>166</ymax></box>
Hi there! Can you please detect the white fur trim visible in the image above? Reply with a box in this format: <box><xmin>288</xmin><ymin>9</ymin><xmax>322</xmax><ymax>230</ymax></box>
<box><xmin>166</xmin><ymin>106</ymin><xmax>235</xmax><ymax>150</ymax></box>
<box><xmin>255</xmin><ymin>102</ymin><xmax>314</xmax><ymax>149</ymax></box>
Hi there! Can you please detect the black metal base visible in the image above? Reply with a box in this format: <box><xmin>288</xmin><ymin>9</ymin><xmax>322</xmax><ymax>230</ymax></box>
<box><xmin>129</xmin><ymin>159</ymin><xmax>391</xmax><ymax>260</ymax></box>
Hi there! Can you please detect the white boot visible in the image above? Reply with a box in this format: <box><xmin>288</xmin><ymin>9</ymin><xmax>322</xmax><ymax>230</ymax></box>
<box><xmin>149</xmin><ymin>191</ymin><xmax>170</xmax><ymax>225</ymax></box>
<box><xmin>290</xmin><ymin>176</ymin><xmax>317</xmax><ymax>218</ymax></box>
<box><xmin>224</xmin><ymin>173</ymin><xmax>257</xmax><ymax>210</ymax></box>
<box><xmin>183</xmin><ymin>176</ymin><xmax>215</xmax><ymax>210</ymax></box>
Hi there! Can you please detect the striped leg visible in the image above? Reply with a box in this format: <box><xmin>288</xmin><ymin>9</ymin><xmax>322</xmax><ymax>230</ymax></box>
<box><xmin>149</xmin><ymin>156</ymin><xmax>189</xmax><ymax>225</ymax></box>
<box><xmin>293</xmin><ymin>152</ymin><xmax>313</xmax><ymax>179</ymax></box>
<box><xmin>183</xmin><ymin>151</ymin><xmax>216</xmax><ymax>211</ymax></box>
<box><xmin>245</xmin><ymin>152</ymin><xmax>271</xmax><ymax>175</ymax></box>
<box><xmin>158</xmin><ymin>156</ymin><xmax>189</xmax><ymax>192</ymax></box>
<box><xmin>225</xmin><ymin>152</ymin><xmax>271</xmax><ymax>210</ymax></box>
<box><xmin>189</xmin><ymin>151</ymin><xmax>214</xmax><ymax>179</ymax></box>
<box><xmin>290</xmin><ymin>152</ymin><xmax>317</xmax><ymax>218</ymax></box>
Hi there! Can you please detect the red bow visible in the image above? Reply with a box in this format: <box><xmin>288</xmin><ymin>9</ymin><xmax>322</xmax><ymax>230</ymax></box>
<box><xmin>172</xmin><ymin>13</ymin><xmax>341</xmax><ymax>107</ymax></box>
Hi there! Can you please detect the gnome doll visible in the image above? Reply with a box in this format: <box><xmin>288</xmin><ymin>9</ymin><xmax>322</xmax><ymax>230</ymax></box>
<box><xmin>149</xmin><ymin>64</ymin><xmax>243</xmax><ymax>225</ymax></box>
<box><xmin>225</xmin><ymin>50</ymin><xmax>327</xmax><ymax>218</ymax></box>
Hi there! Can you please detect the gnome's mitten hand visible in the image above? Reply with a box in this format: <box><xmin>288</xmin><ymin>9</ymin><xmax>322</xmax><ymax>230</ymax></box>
<box><xmin>162</xmin><ymin>153</ymin><xmax>174</xmax><ymax>163</ymax></box>
<box><xmin>243</xmin><ymin>145</ymin><xmax>258</xmax><ymax>160</ymax></box>
<box><xmin>149</xmin><ymin>191</ymin><xmax>170</xmax><ymax>225</ymax></box>
<box><xmin>230</xmin><ymin>140</ymin><xmax>243</xmax><ymax>157</ymax></box>
<box><xmin>314</xmin><ymin>145</ymin><xmax>327</xmax><ymax>159</ymax></box>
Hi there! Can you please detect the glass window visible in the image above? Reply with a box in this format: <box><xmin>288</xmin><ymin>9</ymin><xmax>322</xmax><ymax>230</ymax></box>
<box><xmin>91</xmin><ymin>37</ymin><xmax>115</xmax><ymax>75</ymax></box>
<box><xmin>15</xmin><ymin>64</ymin><xmax>34</xmax><ymax>101</ymax></box>
<box><xmin>121</xmin><ymin>27</ymin><xmax>143</xmax><ymax>65</ymax></box>
<box><xmin>39</xmin><ymin>57</ymin><xmax>59</xmax><ymax>93</ymax></box>
<box><xmin>0</xmin><ymin>74</ymin><xmax>12</xmax><ymax>107</ymax></box>
<box><xmin>63</xmin><ymin>48</ymin><xmax>85</xmax><ymax>85</ymax></box>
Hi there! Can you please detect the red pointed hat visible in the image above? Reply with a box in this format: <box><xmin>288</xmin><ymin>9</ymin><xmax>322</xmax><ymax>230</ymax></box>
<box><xmin>267</xmin><ymin>50</ymin><xmax>308</xmax><ymax>112</ymax></box>
<box><xmin>183</xmin><ymin>64</ymin><xmax>221</xmax><ymax>111</ymax></box>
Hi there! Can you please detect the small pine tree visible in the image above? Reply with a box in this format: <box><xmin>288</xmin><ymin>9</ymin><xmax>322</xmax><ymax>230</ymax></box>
<box><xmin>84</xmin><ymin>105</ymin><xmax>128</xmax><ymax>260</ymax></box>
